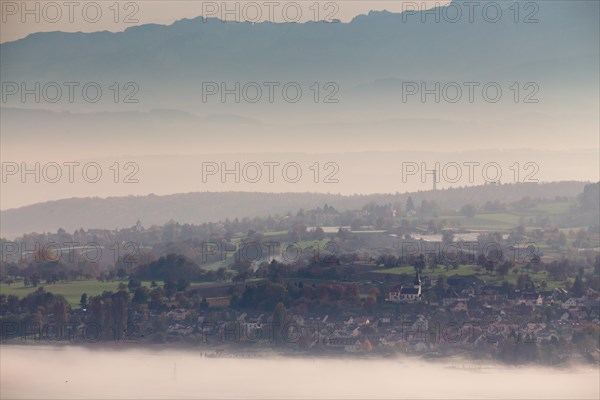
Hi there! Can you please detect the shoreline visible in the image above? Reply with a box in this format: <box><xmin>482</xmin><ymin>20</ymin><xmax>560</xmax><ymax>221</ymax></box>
<box><xmin>2</xmin><ymin>341</ymin><xmax>598</xmax><ymax>370</ymax></box>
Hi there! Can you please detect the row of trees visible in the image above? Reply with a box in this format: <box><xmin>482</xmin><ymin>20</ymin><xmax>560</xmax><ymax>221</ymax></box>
<box><xmin>231</xmin><ymin>280</ymin><xmax>366</xmax><ymax>315</ymax></box>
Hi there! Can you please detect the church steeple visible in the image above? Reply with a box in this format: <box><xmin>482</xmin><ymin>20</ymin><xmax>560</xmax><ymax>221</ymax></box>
<box><xmin>414</xmin><ymin>270</ymin><xmax>421</xmax><ymax>288</ymax></box>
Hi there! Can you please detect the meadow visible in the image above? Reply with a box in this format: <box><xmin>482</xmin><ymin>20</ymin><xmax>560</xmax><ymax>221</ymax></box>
<box><xmin>0</xmin><ymin>279</ymin><xmax>214</xmax><ymax>307</ymax></box>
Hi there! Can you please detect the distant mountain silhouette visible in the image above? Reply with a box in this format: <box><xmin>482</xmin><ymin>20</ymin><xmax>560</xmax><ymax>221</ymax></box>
<box><xmin>1</xmin><ymin>0</ymin><xmax>597</xmax><ymax>154</ymax></box>
<box><xmin>1</xmin><ymin>0</ymin><xmax>597</xmax><ymax>111</ymax></box>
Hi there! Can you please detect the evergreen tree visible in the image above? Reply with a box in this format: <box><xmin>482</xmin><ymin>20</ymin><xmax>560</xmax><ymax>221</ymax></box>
<box><xmin>80</xmin><ymin>292</ymin><xmax>88</xmax><ymax>307</ymax></box>
<box><xmin>571</xmin><ymin>274</ymin><xmax>585</xmax><ymax>297</ymax></box>
<box><xmin>406</xmin><ymin>196</ymin><xmax>415</xmax><ymax>213</ymax></box>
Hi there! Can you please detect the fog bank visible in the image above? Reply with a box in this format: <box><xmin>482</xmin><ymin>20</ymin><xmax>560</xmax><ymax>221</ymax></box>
<box><xmin>1</xmin><ymin>346</ymin><xmax>598</xmax><ymax>399</ymax></box>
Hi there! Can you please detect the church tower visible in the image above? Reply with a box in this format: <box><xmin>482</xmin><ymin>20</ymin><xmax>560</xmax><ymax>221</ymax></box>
<box><xmin>414</xmin><ymin>270</ymin><xmax>421</xmax><ymax>289</ymax></box>
<box><xmin>413</xmin><ymin>270</ymin><xmax>422</xmax><ymax>298</ymax></box>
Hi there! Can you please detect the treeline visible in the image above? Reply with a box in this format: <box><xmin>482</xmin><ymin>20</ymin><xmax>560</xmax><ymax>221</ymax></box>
<box><xmin>230</xmin><ymin>280</ymin><xmax>373</xmax><ymax>315</ymax></box>
<box><xmin>0</xmin><ymin>288</ymin><xmax>69</xmax><ymax>337</ymax></box>
<box><xmin>132</xmin><ymin>254</ymin><xmax>210</xmax><ymax>282</ymax></box>
<box><xmin>1</xmin><ymin>182</ymin><xmax>589</xmax><ymax>234</ymax></box>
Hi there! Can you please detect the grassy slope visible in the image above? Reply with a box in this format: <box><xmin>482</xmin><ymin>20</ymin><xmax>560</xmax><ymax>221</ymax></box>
<box><xmin>0</xmin><ymin>279</ymin><xmax>213</xmax><ymax>307</ymax></box>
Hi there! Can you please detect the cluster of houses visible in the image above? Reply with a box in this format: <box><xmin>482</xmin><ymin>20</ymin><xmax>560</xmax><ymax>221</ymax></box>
<box><xmin>133</xmin><ymin>275</ymin><xmax>598</xmax><ymax>359</ymax></box>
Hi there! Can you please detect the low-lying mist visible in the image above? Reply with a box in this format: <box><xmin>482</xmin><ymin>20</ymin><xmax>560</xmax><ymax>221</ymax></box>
<box><xmin>1</xmin><ymin>346</ymin><xmax>598</xmax><ymax>399</ymax></box>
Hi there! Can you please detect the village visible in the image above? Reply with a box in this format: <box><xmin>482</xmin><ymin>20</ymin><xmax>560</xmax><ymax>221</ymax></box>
<box><xmin>109</xmin><ymin>269</ymin><xmax>597</xmax><ymax>361</ymax></box>
<box><xmin>2</xmin><ymin>184</ymin><xmax>599</xmax><ymax>365</ymax></box>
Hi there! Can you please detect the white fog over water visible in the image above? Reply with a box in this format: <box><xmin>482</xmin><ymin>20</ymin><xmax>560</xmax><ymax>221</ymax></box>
<box><xmin>1</xmin><ymin>346</ymin><xmax>598</xmax><ymax>399</ymax></box>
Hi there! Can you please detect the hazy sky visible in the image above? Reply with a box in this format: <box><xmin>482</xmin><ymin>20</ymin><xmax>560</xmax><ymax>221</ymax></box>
<box><xmin>1</xmin><ymin>0</ymin><xmax>597</xmax><ymax>211</ymax></box>
<box><xmin>0</xmin><ymin>1</ymin><xmax>450</xmax><ymax>43</ymax></box>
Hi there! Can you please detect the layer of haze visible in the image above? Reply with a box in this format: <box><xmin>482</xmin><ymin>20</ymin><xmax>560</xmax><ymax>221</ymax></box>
<box><xmin>1</xmin><ymin>150</ymin><xmax>599</xmax><ymax>211</ymax></box>
<box><xmin>0</xmin><ymin>0</ymin><xmax>598</xmax><ymax>210</ymax></box>
<box><xmin>1</xmin><ymin>346</ymin><xmax>599</xmax><ymax>399</ymax></box>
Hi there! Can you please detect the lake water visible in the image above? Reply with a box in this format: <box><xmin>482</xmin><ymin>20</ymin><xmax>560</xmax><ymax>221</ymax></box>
<box><xmin>1</xmin><ymin>346</ymin><xmax>598</xmax><ymax>399</ymax></box>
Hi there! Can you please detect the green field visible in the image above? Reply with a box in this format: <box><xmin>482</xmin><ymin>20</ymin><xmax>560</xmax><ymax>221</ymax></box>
<box><xmin>373</xmin><ymin>264</ymin><xmax>480</xmax><ymax>277</ymax></box>
<box><xmin>0</xmin><ymin>279</ymin><xmax>215</xmax><ymax>307</ymax></box>
<box><xmin>262</xmin><ymin>230</ymin><xmax>288</xmax><ymax>237</ymax></box>
<box><xmin>372</xmin><ymin>264</ymin><xmax>567</xmax><ymax>290</ymax></box>
<box><xmin>0</xmin><ymin>279</ymin><xmax>134</xmax><ymax>306</ymax></box>
<box><xmin>201</xmin><ymin>258</ymin><xmax>234</xmax><ymax>271</ymax></box>
<box><xmin>523</xmin><ymin>201</ymin><xmax>571</xmax><ymax>215</ymax></box>
<box><xmin>440</xmin><ymin>214</ymin><xmax>519</xmax><ymax>230</ymax></box>
<box><xmin>413</xmin><ymin>201</ymin><xmax>577</xmax><ymax>231</ymax></box>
